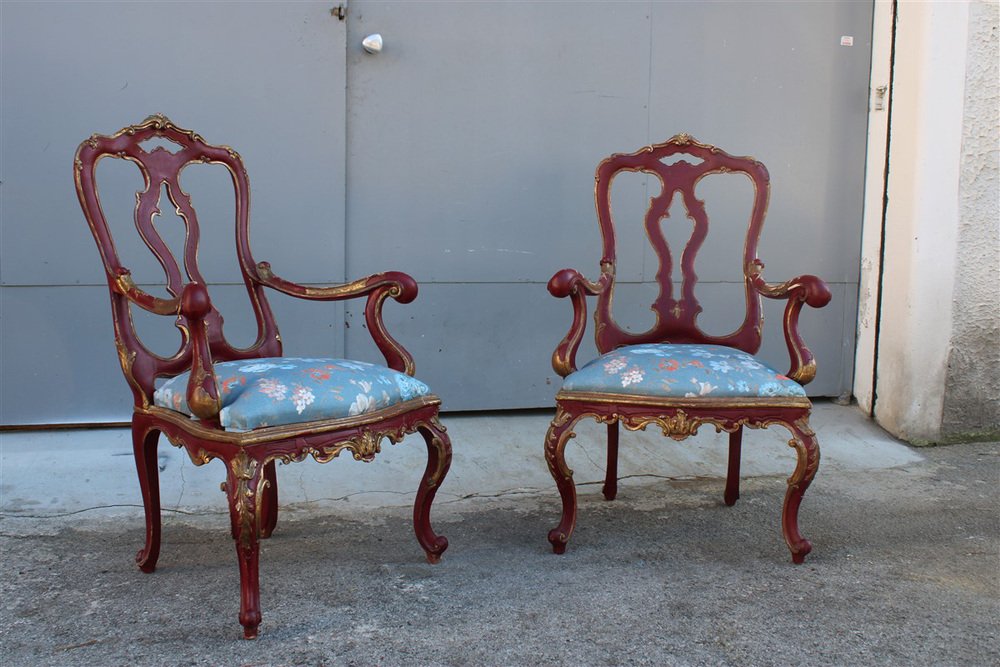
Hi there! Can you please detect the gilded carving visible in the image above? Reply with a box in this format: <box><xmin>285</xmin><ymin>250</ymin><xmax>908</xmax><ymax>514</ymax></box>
<box><xmin>429</xmin><ymin>415</ymin><xmax>448</xmax><ymax>434</ymax></box>
<box><xmin>421</xmin><ymin>429</ymin><xmax>449</xmax><ymax>490</ymax></box>
<box><xmin>784</xmin><ymin>420</ymin><xmax>820</xmax><ymax>492</ymax></box>
<box><xmin>617</xmin><ymin>410</ymin><xmax>702</xmax><ymax>440</ymax></box>
<box><xmin>163</xmin><ymin>431</ymin><xmax>215</xmax><ymax>467</ymax></box>
<box><xmin>188</xmin><ymin>448</ymin><xmax>214</xmax><ymax>466</ymax></box>
<box><xmin>316</xmin><ymin>431</ymin><xmax>384</xmax><ymax>462</ymax></box>
<box><xmin>789</xmin><ymin>359</ymin><xmax>817</xmax><ymax>385</ymax></box>
<box><xmin>255</xmin><ymin>261</ymin><xmax>274</xmax><ymax>281</ymax></box>
<box><xmin>187</xmin><ymin>348</ymin><xmax>220</xmax><ymax>420</ymax></box>
<box><xmin>544</xmin><ymin>409</ymin><xmax>579</xmax><ymax>480</ymax></box>
<box><xmin>228</xmin><ymin>451</ymin><xmax>260</xmax><ymax>551</ymax></box>
<box><xmin>114</xmin><ymin>339</ymin><xmax>148</xmax><ymax>408</ymax></box>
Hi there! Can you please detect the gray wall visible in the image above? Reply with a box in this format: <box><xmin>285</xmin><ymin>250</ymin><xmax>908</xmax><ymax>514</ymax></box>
<box><xmin>1</xmin><ymin>2</ymin><xmax>348</xmax><ymax>424</ymax></box>
<box><xmin>0</xmin><ymin>1</ymin><xmax>872</xmax><ymax>424</ymax></box>
<box><xmin>343</xmin><ymin>1</ymin><xmax>871</xmax><ymax>409</ymax></box>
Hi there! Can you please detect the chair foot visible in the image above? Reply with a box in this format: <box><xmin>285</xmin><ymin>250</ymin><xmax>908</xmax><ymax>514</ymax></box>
<box><xmin>548</xmin><ymin>529</ymin><xmax>569</xmax><ymax>554</ymax></box>
<box><xmin>790</xmin><ymin>544</ymin><xmax>811</xmax><ymax>565</ymax></box>
<box><xmin>544</xmin><ymin>408</ymin><xmax>579</xmax><ymax>554</ymax></box>
<box><xmin>424</xmin><ymin>541</ymin><xmax>447</xmax><ymax>565</ymax></box>
<box><xmin>414</xmin><ymin>419</ymin><xmax>452</xmax><ymax>563</ymax></box>
<box><xmin>782</xmin><ymin>418</ymin><xmax>820</xmax><ymax>564</ymax></box>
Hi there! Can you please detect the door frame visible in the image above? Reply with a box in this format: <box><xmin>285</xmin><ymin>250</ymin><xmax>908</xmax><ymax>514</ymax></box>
<box><xmin>853</xmin><ymin>0</ymin><xmax>895</xmax><ymax>415</ymax></box>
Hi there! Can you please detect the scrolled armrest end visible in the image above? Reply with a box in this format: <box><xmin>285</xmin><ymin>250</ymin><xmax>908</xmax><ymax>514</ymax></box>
<box><xmin>548</xmin><ymin>269</ymin><xmax>582</xmax><ymax>298</ymax></box>
<box><xmin>798</xmin><ymin>275</ymin><xmax>832</xmax><ymax>308</ymax></box>
<box><xmin>377</xmin><ymin>271</ymin><xmax>418</xmax><ymax>304</ymax></box>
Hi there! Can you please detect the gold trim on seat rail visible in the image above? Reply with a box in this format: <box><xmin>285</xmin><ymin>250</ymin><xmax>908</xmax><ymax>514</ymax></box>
<box><xmin>138</xmin><ymin>395</ymin><xmax>441</xmax><ymax>445</ymax></box>
<box><xmin>555</xmin><ymin>390</ymin><xmax>812</xmax><ymax>410</ymax></box>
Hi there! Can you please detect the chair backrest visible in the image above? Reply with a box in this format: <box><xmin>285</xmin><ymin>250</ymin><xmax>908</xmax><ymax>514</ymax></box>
<box><xmin>592</xmin><ymin>134</ymin><xmax>770</xmax><ymax>355</ymax></box>
<box><xmin>74</xmin><ymin>115</ymin><xmax>281</xmax><ymax>407</ymax></box>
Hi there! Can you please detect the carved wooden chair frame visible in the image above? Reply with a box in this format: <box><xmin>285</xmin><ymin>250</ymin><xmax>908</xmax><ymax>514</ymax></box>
<box><xmin>74</xmin><ymin>115</ymin><xmax>451</xmax><ymax>638</ymax></box>
<box><xmin>545</xmin><ymin>135</ymin><xmax>831</xmax><ymax>563</ymax></box>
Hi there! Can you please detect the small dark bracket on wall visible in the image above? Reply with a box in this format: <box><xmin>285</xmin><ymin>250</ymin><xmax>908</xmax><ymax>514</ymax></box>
<box><xmin>331</xmin><ymin>4</ymin><xmax>346</xmax><ymax>21</ymax></box>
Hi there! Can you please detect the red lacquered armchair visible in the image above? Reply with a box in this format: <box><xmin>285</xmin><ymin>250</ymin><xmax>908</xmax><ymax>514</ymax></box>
<box><xmin>545</xmin><ymin>135</ymin><xmax>831</xmax><ymax>563</ymax></box>
<box><xmin>74</xmin><ymin>115</ymin><xmax>451</xmax><ymax>638</ymax></box>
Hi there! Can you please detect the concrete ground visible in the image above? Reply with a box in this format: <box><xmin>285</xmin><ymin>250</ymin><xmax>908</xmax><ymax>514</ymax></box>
<box><xmin>1</xmin><ymin>403</ymin><xmax>997</xmax><ymax>666</ymax></box>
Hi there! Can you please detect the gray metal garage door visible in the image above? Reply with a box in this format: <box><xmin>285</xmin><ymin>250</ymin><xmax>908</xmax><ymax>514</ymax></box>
<box><xmin>342</xmin><ymin>1</ymin><xmax>871</xmax><ymax>410</ymax></box>
<box><xmin>0</xmin><ymin>1</ymin><xmax>870</xmax><ymax>424</ymax></box>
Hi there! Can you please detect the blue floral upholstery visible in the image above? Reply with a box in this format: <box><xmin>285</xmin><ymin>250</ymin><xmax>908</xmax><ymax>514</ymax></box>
<box><xmin>153</xmin><ymin>357</ymin><xmax>431</xmax><ymax>432</ymax></box>
<box><xmin>561</xmin><ymin>344</ymin><xmax>805</xmax><ymax>399</ymax></box>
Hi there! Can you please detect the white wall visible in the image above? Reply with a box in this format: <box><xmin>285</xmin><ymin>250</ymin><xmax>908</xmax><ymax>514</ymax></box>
<box><xmin>871</xmin><ymin>1</ymin><xmax>999</xmax><ymax>443</ymax></box>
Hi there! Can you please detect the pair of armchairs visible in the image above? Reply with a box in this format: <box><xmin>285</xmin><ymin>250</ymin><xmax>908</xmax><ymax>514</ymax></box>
<box><xmin>75</xmin><ymin>116</ymin><xmax>829</xmax><ymax>638</ymax></box>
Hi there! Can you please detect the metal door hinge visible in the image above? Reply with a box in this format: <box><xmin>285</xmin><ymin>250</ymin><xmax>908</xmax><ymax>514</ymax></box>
<box><xmin>873</xmin><ymin>85</ymin><xmax>888</xmax><ymax>111</ymax></box>
<box><xmin>331</xmin><ymin>4</ymin><xmax>346</xmax><ymax>20</ymax></box>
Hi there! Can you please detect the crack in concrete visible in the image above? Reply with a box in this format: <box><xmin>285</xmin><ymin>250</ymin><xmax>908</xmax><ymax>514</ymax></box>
<box><xmin>0</xmin><ymin>473</ymin><xmax>727</xmax><ymax>521</ymax></box>
<box><xmin>0</xmin><ymin>504</ymin><xmax>210</xmax><ymax>519</ymax></box>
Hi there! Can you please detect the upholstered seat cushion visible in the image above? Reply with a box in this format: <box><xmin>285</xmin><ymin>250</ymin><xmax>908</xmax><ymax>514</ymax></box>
<box><xmin>153</xmin><ymin>357</ymin><xmax>431</xmax><ymax>432</ymax></box>
<box><xmin>561</xmin><ymin>344</ymin><xmax>806</xmax><ymax>399</ymax></box>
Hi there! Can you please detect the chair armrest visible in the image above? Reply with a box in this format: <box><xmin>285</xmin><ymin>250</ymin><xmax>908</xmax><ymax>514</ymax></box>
<box><xmin>747</xmin><ymin>260</ymin><xmax>832</xmax><ymax>385</ymax></box>
<box><xmin>179</xmin><ymin>282</ymin><xmax>221</xmax><ymax>419</ymax></box>
<box><xmin>110</xmin><ymin>268</ymin><xmax>180</xmax><ymax>316</ymax></box>
<box><xmin>548</xmin><ymin>267</ymin><xmax>609</xmax><ymax>377</ymax></box>
<box><xmin>255</xmin><ymin>261</ymin><xmax>419</xmax><ymax>375</ymax></box>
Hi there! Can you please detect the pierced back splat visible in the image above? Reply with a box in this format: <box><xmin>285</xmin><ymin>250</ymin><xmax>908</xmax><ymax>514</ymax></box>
<box><xmin>74</xmin><ymin>115</ymin><xmax>281</xmax><ymax>406</ymax></box>
<box><xmin>593</xmin><ymin>134</ymin><xmax>770</xmax><ymax>355</ymax></box>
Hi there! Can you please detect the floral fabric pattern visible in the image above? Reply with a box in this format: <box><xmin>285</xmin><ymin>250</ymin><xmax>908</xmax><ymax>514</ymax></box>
<box><xmin>561</xmin><ymin>344</ymin><xmax>806</xmax><ymax>399</ymax></box>
<box><xmin>153</xmin><ymin>357</ymin><xmax>431</xmax><ymax>432</ymax></box>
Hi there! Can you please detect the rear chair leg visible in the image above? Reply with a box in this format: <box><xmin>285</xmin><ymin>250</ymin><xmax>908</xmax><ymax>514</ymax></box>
<box><xmin>132</xmin><ymin>420</ymin><xmax>162</xmax><ymax>573</ymax></box>
<box><xmin>260</xmin><ymin>460</ymin><xmax>278</xmax><ymax>539</ymax></box>
<box><xmin>603</xmin><ymin>421</ymin><xmax>619</xmax><ymax>501</ymax></box>
<box><xmin>724</xmin><ymin>426</ymin><xmax>743</xmax><ymax>506</ymax></box>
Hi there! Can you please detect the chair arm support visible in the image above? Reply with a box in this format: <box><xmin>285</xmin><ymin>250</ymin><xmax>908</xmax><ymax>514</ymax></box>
<box><xmin>179</xmin><ymin>282</ymin><xmax>221</xmax><ymax>420</ymax></box>
<box><xmin>255</xmin><ymin>262</ymin><xmax>418</xmax><ymax>375</ymax></box>
<box><xmin>748</xmin><ymin>261</ymin><xmax>832</xmax><ymax>385</ymax></box>
<box><xmin>548</xmin><ymin>268</ymin><xmax>608</xmax><ymax>377</ymax></box>
<box><xmin>110</xmin><ymin>268</ymin><xmax>180</xmax><ymax>316</ymax></box>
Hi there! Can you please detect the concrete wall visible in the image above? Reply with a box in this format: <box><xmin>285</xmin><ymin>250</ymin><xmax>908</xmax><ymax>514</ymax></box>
<box><xmin>873</xmin><ymin>1</ymin><xmax>999</xmax><ymax>444</ymax></box>
<box><xmin>942</xmin><ymin>1</ymin><xmax>1000</xmax><ymax>441</ymax></box>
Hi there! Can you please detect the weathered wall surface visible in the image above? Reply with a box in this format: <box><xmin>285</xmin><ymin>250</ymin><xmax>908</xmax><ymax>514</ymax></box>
<box><xmin>874</xmin><ymin>1</ymin><xmax>965</xmax><ymax>443</ymax></box>
<box><xmin>942</xmin><ymin>1</ymin><xmax>1000</xmax><ymax>441</ymax></box>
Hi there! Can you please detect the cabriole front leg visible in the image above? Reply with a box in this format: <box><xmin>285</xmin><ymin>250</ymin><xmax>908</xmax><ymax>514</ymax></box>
<box><xmin>224</xmin><ymin>451</ymin><xmax>265</xmax><ymax>639</ymax></box>
<box><xmin>545</xmin><ymin>407</ymin><xmax>581</xmax><ymax>554</ymax></box>
<box><xmin>131</xmin><ymin>419</ymin><xmax>162</xmax><ymax>573</ymax></box>
<box><xmin>414</xmin><ymin>419</ymin><xmax>452</xmax><ymax>564</ymax></box>
<box><xmin>782</xmin><ymin>418</ymin><xmax>821</xmax><ymax>564</ymax></box>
